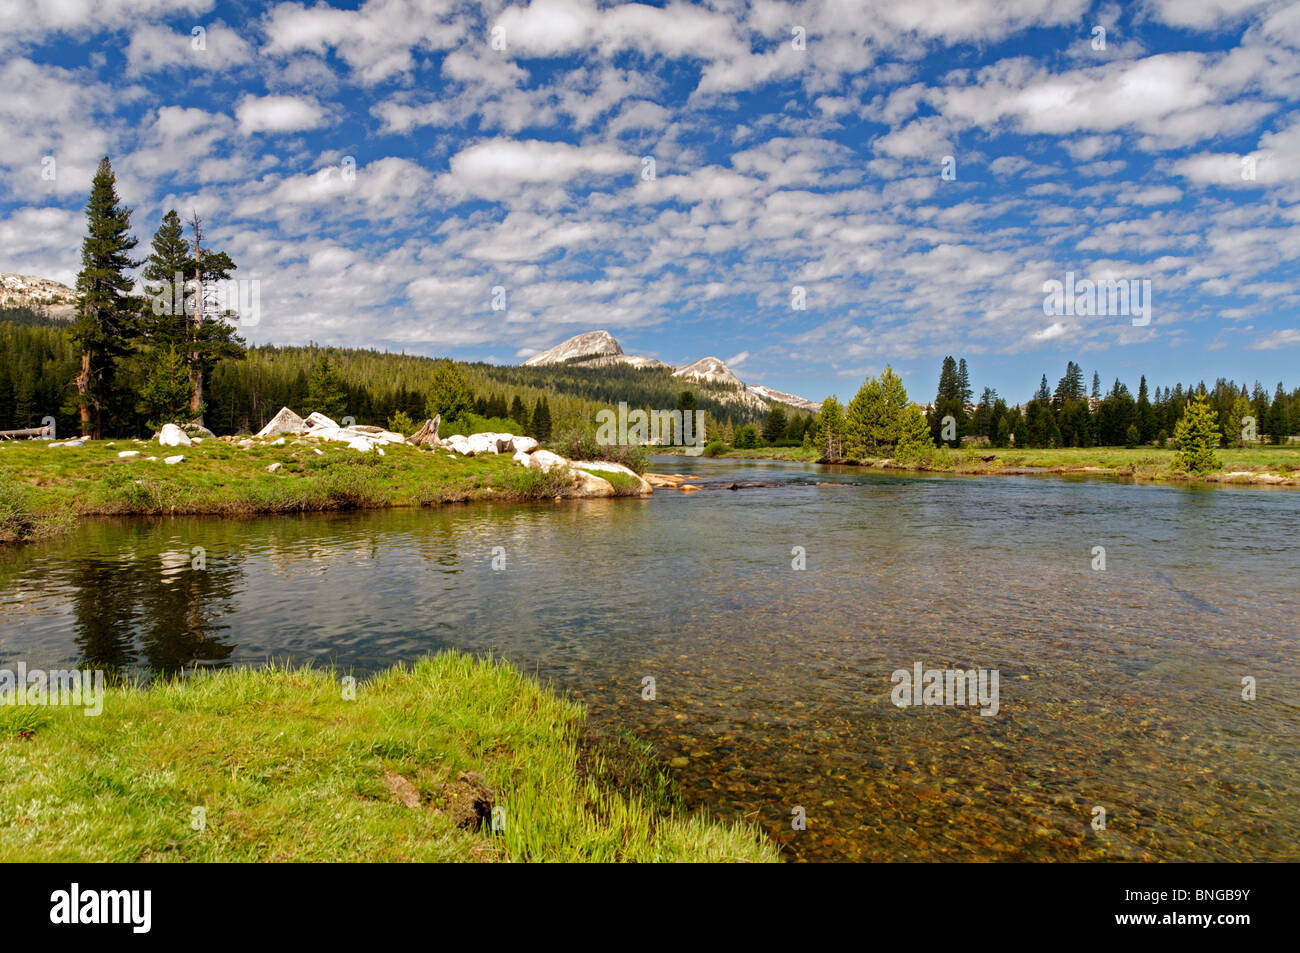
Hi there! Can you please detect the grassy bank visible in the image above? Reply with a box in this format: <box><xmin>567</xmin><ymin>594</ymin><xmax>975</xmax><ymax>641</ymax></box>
<box><xmin>674</xmin><ymin>444</ymin><xmax>1300</xmax><ymax>485</ymax></box>
<box><xmin>0</xmin><ymin>438</ymin><xmax>576</xmax><ymax>542</ymax></box>
<box><xmin>0</xmin><ymin>653</ymin><xmax>777</xmax><ymax>862</ymax></box>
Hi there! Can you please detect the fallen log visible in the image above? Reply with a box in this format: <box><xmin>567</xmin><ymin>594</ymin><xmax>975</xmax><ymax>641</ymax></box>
<box><xmin>0</xmin><ymin>426</ymin><xmax>53</xmax><ymax>440</ymax></box>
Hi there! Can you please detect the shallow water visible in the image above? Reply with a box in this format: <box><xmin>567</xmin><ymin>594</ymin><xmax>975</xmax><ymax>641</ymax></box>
<box><xmin>2</xmin><ymin>458</ymin><xmax>1297</xmax><ymax>861</ymax></box>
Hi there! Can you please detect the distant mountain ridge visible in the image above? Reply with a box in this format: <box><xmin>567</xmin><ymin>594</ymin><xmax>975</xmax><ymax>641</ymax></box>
<box><xmin>523</xmin><ymin>330</ymin><xmax>820</xmax><ymax>412</ymax></box>
<box><xmin>0</xmin><ymin>273</ymin><xmax>76</xmax><ymax>321</ymax></box>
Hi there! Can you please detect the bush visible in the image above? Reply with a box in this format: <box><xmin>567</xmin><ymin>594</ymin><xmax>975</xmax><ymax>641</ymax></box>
<box><xmin>387</xmin><ymin>410</ymin><xmax>415</xmax><ymax>435</ymax></box>
<box><xmin>500</xmin><ymin>464</ymin><xmax>575</xmax><ymax>500</ymax></box>
<box><xmin>703</xmin><ymin>440</ymin><xmax>730</xmax><ymax>457</ymax></box>
<box><xmin>552</xmin><ymin>425</ymin><xmax>648</xmax><ymax>473</ymax></box>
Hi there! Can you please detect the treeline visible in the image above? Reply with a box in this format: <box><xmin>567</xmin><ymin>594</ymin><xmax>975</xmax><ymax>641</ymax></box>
<box><xmin>0</xmin><ymin>325</ymin><xmax>720</xmax><ymax>443</ymax></box>
<box><xmin>923</xmin><ymin>357</ymin><xmax>1297</xmax><ymax>448</ymax></box>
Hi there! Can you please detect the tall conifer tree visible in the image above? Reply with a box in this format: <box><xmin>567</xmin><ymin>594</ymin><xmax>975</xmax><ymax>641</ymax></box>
<box><xmin>73</xmin><ymin>157</ymin><xmax>139</xmax><ymax>439</ymax></box>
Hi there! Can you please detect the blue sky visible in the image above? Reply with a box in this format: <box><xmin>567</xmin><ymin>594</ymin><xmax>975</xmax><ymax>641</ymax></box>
<box><xmin>1</xmin><ymin>0</ymin><xmax>1297</xmax><ymax>405</ymax></box>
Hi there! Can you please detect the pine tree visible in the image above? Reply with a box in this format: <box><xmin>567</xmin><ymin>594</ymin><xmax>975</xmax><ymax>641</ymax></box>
<box><xmin>141</xmin><ymin>209</ymin><xmax>190</xmax><ymax>349</ymax></box>
<box><xmin>845</xmin><ymin>376</ymin><xmax>884</xmax><ymax>457</ymax></box>
<box><xmin>762</xmin><ymin>404</ymin><xmax>788</xmax><ymax>444</ymax></box>
<box><xmin>935</xmin><ymin>356</ymin><xmax>958</xmax><ymax>402</ymax></box>
<box><xmin>929</xmin><ymin>356</ymin><xmax>967</xmax><ymax>444</ymax></box>
<box><xmin>1266</xmin><ymin>383</ymin><xmax>1290</xmax><ymax>444</ymax></box>
<box><xmin>815</xmin><ymin>396</ymin><xmax>845</xmax><ymax>460</ymax></box>
<box><xmin>1054</xmin><ymin>361</ymin><xmax>1084</xmax><ymax>405</ymax></box>
<box><xmin>509</xmin><ymin>394</ymin><xmax>529</xmax><ymax>431</ymax></box>
<box><xmin>530</xmin><ymin>395</ymin><xmax>552</xmax><ymax>441</ymax></box>
<box><xmin>183</xmin><ymin>211</ymin><xmax>245</xmax><ymax>425</ymax></box>
<box><xmin>1230</xmin><ymin>393</ymin><xmax>1254</xmax><ymax>446</ymax></box>
<box><xmin>308</xmin><ymin>354</ymin><xmax>349</xmax><ymax>421</ymax></box>
<box><xmin>895</xmin><ymin>402</ymin><xmax>935</xmax><ymax>462</ymax></box>
<box><xmin>139</xmin><ymin>346</ymin><xmax>196</xmax><ymax>430</ymax></box>
<box><xmin>73</xmin><ymin>156</ymin><xmax>139</xmax><ymax>438</ymax></box>
<box><xmin>427</xmin><ymin>359</ymin><xmax>472</xmax><ymax>424</ymax></box>
<box><xmin>1172</xmin><ymin>391</ymin><xmax>1222</xmax><ymax>473</ymax></box>
<box><xmin>1136</xmin><ymin>375</ymin><xmax>1156</xmax><ymax>443</ymax></box>
<box><xmin>956</xmin><ymin>358</ymin><xmax>972</xmax><ymax>405</ymax></box>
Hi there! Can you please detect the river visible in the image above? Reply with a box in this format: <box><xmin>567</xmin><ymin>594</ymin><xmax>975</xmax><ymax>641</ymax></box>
<box><xmin>2</xmin><ymin>457</ymin><xmax>1297</xmax><ymax>861</ymax></box>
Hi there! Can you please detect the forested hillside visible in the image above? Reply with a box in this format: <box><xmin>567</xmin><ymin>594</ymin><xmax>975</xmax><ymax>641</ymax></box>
<box><xmin>0</xmin><ymin>314</ymin><xmax>769</xmax><ymax>438</ymax></box>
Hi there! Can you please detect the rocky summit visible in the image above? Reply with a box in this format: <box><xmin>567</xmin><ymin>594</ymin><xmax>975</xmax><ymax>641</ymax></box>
<box><xmin>523</xmin><ymin>330</ymin><xmax>819</xmax><ymax>413</ymax></box>
<box><xmin>0</xmin><ymin>273</ymin><xmax>77</xmax><ymax>321</ymax></box>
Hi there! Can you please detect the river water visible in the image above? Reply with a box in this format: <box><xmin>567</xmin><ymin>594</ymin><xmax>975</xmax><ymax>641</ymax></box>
<box><xmin>2</xmin><ymin>457</ymin><xmax>1297</xmax><ymax>861</ymax></box>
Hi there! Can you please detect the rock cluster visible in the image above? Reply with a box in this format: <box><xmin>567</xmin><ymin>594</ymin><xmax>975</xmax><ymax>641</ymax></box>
<box><xmin>247</xmin><ymin>409</ymin><xmax>405</xmax><ymax>451</ymax></box>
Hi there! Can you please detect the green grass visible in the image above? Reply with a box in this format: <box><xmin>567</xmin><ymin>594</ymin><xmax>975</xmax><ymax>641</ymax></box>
<box><xmin>0</xmin><ymin>653</ymin><xmax>777</xmax><ymax>862</ymax></box>
<box><xmin>0</xmin><ymin>438</ymin><xmax>579</xmax><ymax>542</ymax></box>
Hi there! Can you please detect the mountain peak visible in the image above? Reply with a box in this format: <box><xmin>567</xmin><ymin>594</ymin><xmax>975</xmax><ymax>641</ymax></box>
<box><xmin>0</xmin><ymin>273</ymin><xmax>77</xmax><ymax>320</ymax></box>
<box><xmin>673</xmin><ymin>356</ymin><xmax>742</xmax><ymax>387</ymax></box>
<box><xmin>524</xmin><ymin>330</ymin><xmax>623</xmax><ymax>366</ymax></box>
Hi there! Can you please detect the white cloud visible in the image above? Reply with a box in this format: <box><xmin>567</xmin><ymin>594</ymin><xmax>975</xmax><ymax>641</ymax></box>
<box><xmin>235</xmin><ymin>94</ymin><xmax>325</xmax><ymax>134</ymax></box>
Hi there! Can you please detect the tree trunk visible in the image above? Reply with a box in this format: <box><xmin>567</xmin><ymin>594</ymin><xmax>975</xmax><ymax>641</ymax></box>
<box><xmin>76</xmin><ymin>350</ymin><xmax>92</xmax><ymax>438</ymax></box>
<box><xmin>189</xmin><ymin>364</ymin><xmax>204</xmax><ymax>425</ymax></box>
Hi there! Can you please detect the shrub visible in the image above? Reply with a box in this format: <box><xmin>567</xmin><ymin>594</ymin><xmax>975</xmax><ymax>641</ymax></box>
<box><xmin>552</xmin><ymin>425</ymin><xmax>648</xmax><ymax>473</ymax></box>
<box><xmin>500</xmin><ymin>465</ymin><xmax>575</xmax><ymax>500</ymax></box>
<box><xmin>703</xmin><ymin>440</ymin><xmax>730</xmax><ymax>457</ymax></box>
<box><xmin>387</xmin><ymin>410</ymin><xmax>415</xmax><ymax>435</ymax></box>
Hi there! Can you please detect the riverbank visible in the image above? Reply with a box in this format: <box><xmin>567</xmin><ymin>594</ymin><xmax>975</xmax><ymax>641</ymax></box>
<box><xmin>685</xmin><ymin>445</ymin><xmax>1300</xmax><ymax>486</ymax></box>
<box><xmin>0</xmin><ymin>438</ymin><xmax>626</xmax><ymax>543</ymax></box>
<box><xmin>0</xmin><ymin>652</ymin><xmax>777</xmax><ymax>862</ymax></box>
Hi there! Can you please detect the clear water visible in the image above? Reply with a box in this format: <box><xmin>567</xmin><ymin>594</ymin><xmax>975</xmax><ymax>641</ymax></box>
<box><xmin>2</xmin><ymin>457</ymin><xmax>1297</xmax><ymax>861</ymax></box>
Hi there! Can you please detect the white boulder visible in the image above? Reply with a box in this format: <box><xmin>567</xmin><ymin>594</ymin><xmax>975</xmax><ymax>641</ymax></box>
<box><xmin>569</xmin><ymin>460</ymin><xmax>654</xmax><ymax>495</ymax></box>
<box><xmin>528</xmin><ymin>449</ymin><xmax>569</xmax><ymax>471</ymax></box>
<box><xmin>566</xmin><ymin>469</ymin><xmax>614</xmax><ymax>498</ymax></box>
<box><xmin>157</xmin><ymin>424</ymin><xmax>192</xmax><ymax>447</ymax></box>
<box><xmin>163</xmin><ymin>455</ymin><xmax>184</xmax><ymax>465</ymax></box>
<box><xmin>255</xmin><ymin>407</ymin><xmax>305</xmax><ymax>438</ymax></box>
<box><xmin>304</xmin><ymin>412</ymin><xmax>340</xmax><ymax>431</ymax></box>
<box><xmin>118</xmin><ymin>450</ymin><xmax>139</xmax><ymax>458</ymax></box>
<box><xmin>510</xmin><ymin>435</ymin><xmax>539</xmax><ymax>454</ymax></box>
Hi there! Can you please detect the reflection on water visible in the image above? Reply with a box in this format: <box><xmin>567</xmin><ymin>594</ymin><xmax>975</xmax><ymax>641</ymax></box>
<box><xmin>1</xmin><ymin>458</ymin><xmax>1297</xmax><ymax>861</ymax></box>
